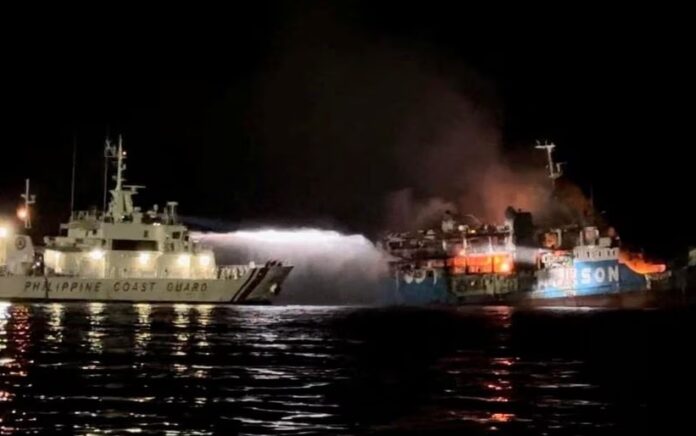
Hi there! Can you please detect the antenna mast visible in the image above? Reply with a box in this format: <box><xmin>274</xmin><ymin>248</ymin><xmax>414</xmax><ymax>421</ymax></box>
<box><xmin>19</xmin><ymin>178</ymin><xmax>37</xmax><ymax>229</ymax></box>
<box><xmin>106</xmin><ymin>135</ymin><xmax>137</xmax><ymax>222</ymax></box>
<box><xmin>535</xmin><ymin>141</ymin><xmax>564</xmax><ymax>188</ymax></box>
<box><xmin>114</xmin><ymin>135</ymin><xmax>125</xmax><ymax>191</ymax></box>
<box><xmin>103</xmin><ymin>137</ymin><xmax>117</xmax><ymax>213</ymax></box>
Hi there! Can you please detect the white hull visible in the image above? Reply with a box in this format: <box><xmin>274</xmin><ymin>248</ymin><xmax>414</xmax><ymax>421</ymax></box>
<box><xmin>0</xmin><ymin>265</ymin><xmax>291</xmax><ymax>303</ymax></box>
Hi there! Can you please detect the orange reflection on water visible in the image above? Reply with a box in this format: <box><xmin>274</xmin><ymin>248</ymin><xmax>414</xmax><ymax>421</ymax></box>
<box><xmin>490</xmin><ymin>412</ymin><xmax>514</xmax><ymax>423</ymax></box>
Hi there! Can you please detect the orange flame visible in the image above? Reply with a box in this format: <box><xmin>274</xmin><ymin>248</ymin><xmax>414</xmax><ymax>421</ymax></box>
<box><xmin>619</xmin><ymin>250</ymin><xmax>666</xmax><ymax>274</ymax></box>
<box><xmin>452</xmin><ymin>252</ymin><xmax>514</xmax><ymax>274</ymax></box>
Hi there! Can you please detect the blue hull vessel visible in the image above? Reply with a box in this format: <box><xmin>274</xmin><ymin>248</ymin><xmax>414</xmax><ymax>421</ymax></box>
<box><xmin>380</xmin><ymin>142</ymin><xmax>670</xmax><ymax>308</ymax></box>
<box><xmin>388</xmin><ymin>256</ymin><xmax>669</xmax><ymax>308</ymax></box>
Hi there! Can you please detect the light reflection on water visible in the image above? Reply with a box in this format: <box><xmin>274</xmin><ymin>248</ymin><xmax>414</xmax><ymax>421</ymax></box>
<box><xmin>87</xmin><ymin>302</ymin><xmax>106</xmax><ymax>354</ymax></box>
<box><xmin>0</xmin><ymin>303</ymin><xmax>691</xmax><ymax>434</ymax></box>
<box><xmin>134</xmin><ymin>303</ymin><xmax>152</xmax><ymax>357</ymax></box>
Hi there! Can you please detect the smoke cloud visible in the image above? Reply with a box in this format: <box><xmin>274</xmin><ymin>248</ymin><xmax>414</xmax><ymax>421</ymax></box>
<box><xmin>252</xmin><ymin>5</ymin><xmax>556</xmax><ymax>234</ymax></box>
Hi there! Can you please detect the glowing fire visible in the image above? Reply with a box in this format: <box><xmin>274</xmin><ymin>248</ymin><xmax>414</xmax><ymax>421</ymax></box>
<box><xmin>619</xmin><ymin>250</ymin><xmax>666</xmax><ymax>275</ymax></box>
<box><xmin>453</xmin><ymin>252</ymin><xmax>514</xmax><ymax>274</ymax></box>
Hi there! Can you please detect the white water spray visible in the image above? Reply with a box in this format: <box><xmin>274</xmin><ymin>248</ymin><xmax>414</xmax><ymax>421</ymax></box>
<box><xmin>192</xmin><ymin>228</ymin><xmax>394</xmax><ymax>305</ymax></box>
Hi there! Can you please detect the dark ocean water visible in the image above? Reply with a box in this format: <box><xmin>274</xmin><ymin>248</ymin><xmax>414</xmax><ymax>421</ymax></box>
<box><xmin>1</xmin><ymin>302</ymin><xmax>694</xmax><ymax>435</ymax></box>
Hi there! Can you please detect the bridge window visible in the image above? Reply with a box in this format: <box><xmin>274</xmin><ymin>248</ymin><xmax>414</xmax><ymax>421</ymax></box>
<box><xmin>112</xmin><ymin>239</ymin><xmax>158</xmax><ymax>251</ymax></box>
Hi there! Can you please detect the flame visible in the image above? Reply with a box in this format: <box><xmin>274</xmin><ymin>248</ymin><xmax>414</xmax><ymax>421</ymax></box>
<box><xmin>619</xmin><ymin>250</ymin><xmax>666</xmax><ymax>275</ymax></box>
<box><xmin>453</xmin><ymin>252</ymin><xmax>514</xmax><ymax>274</ymax></box>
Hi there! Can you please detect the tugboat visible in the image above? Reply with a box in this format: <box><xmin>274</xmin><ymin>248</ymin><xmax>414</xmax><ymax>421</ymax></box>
<box><xmin>0</xmin><ymin>138</ymin><xmax>292</xmax><ymax>303</ymax></box>
<box><xmin>380</xmin><ymin>142</ymin><xmax>671</xmax><ymax>308</ymax></box>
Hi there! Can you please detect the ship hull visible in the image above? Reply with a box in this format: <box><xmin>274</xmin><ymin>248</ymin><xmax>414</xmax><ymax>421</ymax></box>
<box><xmin>388</xmin><ymin>263</ymin><xmax>674</xmax><ymax>309</ymax></box>
<box><xmin>0</xmin><ymin>266</ymin><xmax>292</xmax><ymax>304</ymax></box>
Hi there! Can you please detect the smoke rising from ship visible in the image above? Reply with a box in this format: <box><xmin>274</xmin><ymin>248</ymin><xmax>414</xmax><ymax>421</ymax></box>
<box><xmin>193</xmin><ymin>228</ymin><xmax>393</xmax><ymax>305</ymax></box>
<box><xmin>250</xmin><ymin>5</ymin><xmax>560</xmax><ymax>233</ymax></box>
<box><xmin>383</xmin><ymin>77</ymin><xmax>551</xmax><ymax>229</ymax></box>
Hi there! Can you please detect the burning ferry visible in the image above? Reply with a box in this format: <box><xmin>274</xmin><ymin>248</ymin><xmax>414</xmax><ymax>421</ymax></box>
<box><xmin>0</xmin><ymin>138</ymin><xmax>292</xmax><ymax>303</ymax></box>
<box><xmin>380</xmin><ymin>143</ymin><xmax>670</xmax><ymax>307</ymax></box>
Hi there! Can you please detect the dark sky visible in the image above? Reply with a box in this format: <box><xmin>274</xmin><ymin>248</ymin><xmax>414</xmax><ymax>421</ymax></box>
<box><xmin>3</xmin><ymin>3</ymin><xmax>692</xmax><ymax>259</ymax></box>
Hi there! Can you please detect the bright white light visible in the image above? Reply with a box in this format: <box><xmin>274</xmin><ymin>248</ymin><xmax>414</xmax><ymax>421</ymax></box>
<box><xmin>0</xmin><ymin>227</ymin><xmax>7</xmax><ymax>238</ymax></box>
<box><xmin>89</xmin><ymin>302</ymin><xmax>105</xmax><ymax>315</ymax></box>
<box><xmin>17</xmin><ymin>208</ymin><xmax>28</xmax><ymax>220</ymax></box>
<box><xmin>89</xmin><ymin>249</ymin><xmax>105</xmax><ymax>260</ymax></box>
<box><xmin>177</xmin><ymin>254</ymin><xmax>190</xmax><ymax>267</ymax></box>
<box><xmin>198</xmin><ymin>255</ymin><xmax>211</xmax><ymax>267</ymax></box>
<box><xmin>0</xmin><ymin>301</ymin><xmax>11</xmax><ymax>320</ymax></box>
<box><xmin>138</xmin><ymin>252</ymin><xmax>151</xmax><ymax>265</ymax></box>
<box><xmin>223</xmin><ymin>228</ymin><xmax>349</xmax><ymax>244</ymax></box>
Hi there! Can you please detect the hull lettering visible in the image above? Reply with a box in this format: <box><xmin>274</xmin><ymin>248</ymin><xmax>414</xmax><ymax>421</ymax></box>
<box><xmin>22</xmin><ymin>280</ymin><xmax>208</xmax><ymax>295</ymax></box>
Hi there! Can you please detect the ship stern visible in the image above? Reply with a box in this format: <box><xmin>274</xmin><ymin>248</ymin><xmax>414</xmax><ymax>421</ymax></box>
<box><xmin>237</xmin><ymin>265</ymin><xmax>293</xmax><ymax>304</ymax></box>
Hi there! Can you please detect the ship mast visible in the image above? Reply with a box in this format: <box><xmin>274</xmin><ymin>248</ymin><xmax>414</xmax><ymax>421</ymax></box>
<box><xmin>535</xmin><ymin>141</ymin><xmax>564</xmax><ymax>188</ymax></box>
<box><xmin>103</xmin><ymin>135</ymin><xmax>127</xmax><ymax>213</ymax></box>
<box><xmin>19</xmin><ymin>178</ymin><xmax>36</xmax><ymax>229</ymax></box>
<box><xmin>107</xmin><ymin>135</ymin><xmax>127</xmax><ymax>221</ymax></box>
<box><xmin>114</xmin><ymin>135</ymin><xmax>125</xmax><ymax>191</ymax></box>
<box><xmin>105</xmin><ymin>136</ymin><xmax>142</xmax><ymax>222</ymax></box>
<box><xmin>103</xmin><ymin>137</ymin><xmax>115</xmax><ymax>214</ymax></box>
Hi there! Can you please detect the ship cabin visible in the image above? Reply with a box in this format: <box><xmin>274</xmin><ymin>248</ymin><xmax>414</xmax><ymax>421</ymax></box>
<box><xmin>450</xmin><ymin>225</ymin><xmax>515</xmax><ymax>275</ymax></box>
<box><xmin>383</xmin><ymin>214</ymin><xmax>517</xmax><ymax>276</ymax></box>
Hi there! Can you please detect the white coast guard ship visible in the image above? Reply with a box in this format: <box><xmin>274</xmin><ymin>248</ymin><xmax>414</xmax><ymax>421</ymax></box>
<box><xmin>0</xmin><ymin>139</ymin><xmax>292</xmax><ymax>303</ymax></box>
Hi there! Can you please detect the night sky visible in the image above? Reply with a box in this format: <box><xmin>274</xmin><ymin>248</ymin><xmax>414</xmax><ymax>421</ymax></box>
<box><xmin>3</xmin><ymin>3</ymin><xmax>692</xmax><ymax>259</ymax></box>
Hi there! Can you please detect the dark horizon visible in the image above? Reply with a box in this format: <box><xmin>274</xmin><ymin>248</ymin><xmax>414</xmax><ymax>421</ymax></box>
<box><xmin>3</xmin><ymin>2</ymin><xmax>692</xmax><ymax>259</ymax></box>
